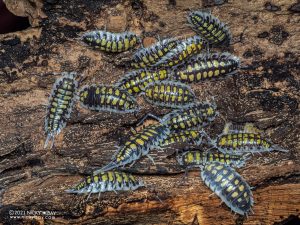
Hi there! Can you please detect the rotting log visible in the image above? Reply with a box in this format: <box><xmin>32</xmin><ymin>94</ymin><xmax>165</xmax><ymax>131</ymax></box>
<box><xmin>0</xmin><ymin>0</ymin><xmax>299</xmax><ymax>224</ymax></box>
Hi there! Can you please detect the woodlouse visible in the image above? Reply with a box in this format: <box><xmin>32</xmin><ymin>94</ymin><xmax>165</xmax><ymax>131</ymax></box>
<box><xmin>187</xmin><ymin>11</ymin><xmax>231</xmax><ymax>46</ymax></box>
<box><xmin>162</xmin><ymin>101</ymin><xmax>218</xmax><ymax>132</ymax></box>
<box><xmin>78</xmin><ymin>84</ymin><xmax>140</xmax><ymax>113</ymax></box>
<box><xmin>142</xmin><ymin>80</ymin><xmax>196</xmax><ymax>109</ymax></box>
<box><xmin>44</xmin><ymin>72</ymin><xmax>79</xmax><ymax>149</ymax></box>
<box><xmin>154</xmin><ymin>36</ymin><xmax>206</xmax><ymax>68</ymax></box>
<box><xmin>65</xmin><ymin>171</ymin><xmax>144</xmax><ymax>199</ymax></box>
<box><xmin>176</xmin><ymin>150</ymin><xmax>248</xmax><ymax>169</ymax></box>
<box><xmin>82</xmin><ymin>31</ymin><xmax>140</xmax><ymax>53</ymax></box>
<box><xmin>131</xmin><ymin>38</ymin><xmax>178</xmax><ymax>68</ymax></box>
<box><xmin>200</xmin><ymin>161</ymin><xmax>254</xmax><ymax>216</ymax></box>
<box><xmin>93</xmin><ymin>123</ymin><xmax>170</xmax><ymax>174</ymax></box>
<box><xmin>172</xmin><ymin>52</ymin><xmax>240</xmax><ymax>83</ymax></box>
<box><xmin>116</xmin><ymin>68</ymin><xmax>171</xmax><ymax>95</ymax></box>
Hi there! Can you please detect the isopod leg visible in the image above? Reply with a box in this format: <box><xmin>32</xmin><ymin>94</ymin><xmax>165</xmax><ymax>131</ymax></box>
<box><xmin>146</xmin><ymin>154</ymin><xmax>156</xmax><ymax>165</ymax></box>
<box><xmin>137</xmin><ymin>113</ymin><xmax>162</xmax><ymax>126</ymax></box>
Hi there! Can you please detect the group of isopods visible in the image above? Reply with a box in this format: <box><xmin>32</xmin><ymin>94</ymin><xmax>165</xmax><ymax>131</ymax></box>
<box><xmin>44</xmin><ymin>10</ymin><xmax>288</xmax><ymax>217</ymax></box>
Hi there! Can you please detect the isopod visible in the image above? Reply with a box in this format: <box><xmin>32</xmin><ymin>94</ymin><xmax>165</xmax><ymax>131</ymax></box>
<box><xmin>200</xmin><ymin>161</ymin><xmax>254</xmax><ymax>216</ymax></box>
<box><xmin>65</xmin><ymin>171</ymin><xmax>144</xmax><ymax>199</ymax></box>
<box><xmin>93</xmin><ymin>123</ymin><xmax>170</xmax><ymax>174</ymax></box>
<box><xmin>176</xmin><ymin>150</ymin><xmax>248</xmax><ymax>169</ymax></box>
<box><xmin>116</xmin><ymin>68</ymin><xmax>171</xmax><ymax>95</ymax></box>
<box><xmin>187</xmin><ymin>11</ymin><xmax>231</xmax><ymax>46</ymax></box>
<box><xmin>154</xmin><ymin>36</ymin><xmax>206</xmax><ymax>68</ymax></box>
<box><xmin>131</xmin><ymin>38</ymin><xmax>178</xmax><ymax>69</ymax></box>
<box><xmin>44</xmin><ymin>72</ymin><xmax>79</xmax><ymax>148</ymax></box>
<box><xmin>203</xmin><ymin>123</ymin><xmax>288</xmax><ymax>155</ymax></box>
<box><xmin>160</xmin><ymin>130</ymin><xmax>203</xmax><ymax>147</ymax></box>
<box><xmin>142</xmin><ymin>80</ymin><xmax>196</xmax><ymax>109</ymax></box>
<box><xmin>163</xmin><ymin>101</ymin><xmax>218</xmax><ymax>132</ymax></box>
<box><xmin>172</xmin><ymin>52</ymin><xmax>240</xmax><ymax>83</ymax></box>
<box><xmin>82</xmin><ymin>30</ymin><xmax>140</xmax><ymax>53</ymax></box>
<box><xmin>78</xmin><ymin>84</ymin><xmax>140</xmax><ymax>113</ymax></box>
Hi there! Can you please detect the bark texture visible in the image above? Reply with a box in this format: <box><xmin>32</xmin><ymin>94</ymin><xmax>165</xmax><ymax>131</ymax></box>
<box><xmin>0</xmin><ymin>0</ymin><xmax>299</xmax><ymax>224</ymax></box>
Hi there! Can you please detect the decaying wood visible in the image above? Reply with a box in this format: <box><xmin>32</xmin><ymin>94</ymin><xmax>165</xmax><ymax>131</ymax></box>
<box><xmin>0</xmin><ymin>0</ymin><xmax>299</xmax><ymax>224</ymax></box>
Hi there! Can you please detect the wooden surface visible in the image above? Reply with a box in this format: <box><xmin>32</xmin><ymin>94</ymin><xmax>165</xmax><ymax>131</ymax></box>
<box><xmin>0</xmin><ymin>0</ymin><xmax>299</xmax><ymax>224</ymax></box>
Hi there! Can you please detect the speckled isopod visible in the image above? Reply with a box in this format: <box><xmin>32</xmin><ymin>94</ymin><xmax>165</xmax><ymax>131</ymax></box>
<box><xmin>93</xmin><ymin>123</ymin><xmax>170</xmax><ymax>174</ymax></box>
<box><xmin>154</xmin><ymin>36</ymin><xmax>206</xmax><ymax>68</ymax></box>
<box><xmin>78</xmin><ymin>84</ymin><xmax>140</xmax><ymax>113</ymax></box>
<box><xmin>172</xmin><ymin>52</ymin><xmax>240</xmax><ymax>83</ymax></box>
<box><xmin>187</xmin><ymin>11</ymin><xmax>231</xmax><ymax>46</ymax></box>
<box><xmin>82</xmin><ymin>30</ymin><xmax>140</xmax><ymax>53</ymax></box>
<box><xmin>116</xmin><ymin>68</ymin><xmax>171</xmax><ymax>95</ymax></box>
<box><xmin>176</xmin><ymin>150</ymin><xmax>248</xmax><ymax>169</ymax></box>
<box><xmin>162</xmin><ymin>101</ymin><xmax>218</xmax><ymax>132</ymax></box>
<box><xmin>131</xmin><ymin>38</ymin><xmax>178</xmax><ymax>69</ymax></box>
<box><xmin>142</xmin><ymin>80</ymin><xmax>196</xmax><ymax>109</ymax></box>
<box><xmin>65</xmin><ymin>171</ymin><xmax>144</xmax><ymax>198</ymax></box>
<box><xmin>44</xmin><ymin>72</ymin><xmax>79</xmax><ymax>149</ymax></box>
<box><xmin>200</xmin><ymin>161</ymin><xmax>254</xmax><ymax>216</ymax></box>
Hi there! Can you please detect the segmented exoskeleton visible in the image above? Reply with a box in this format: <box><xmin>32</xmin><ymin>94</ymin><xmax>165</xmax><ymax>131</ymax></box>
<box><xmin>115</xmin><ymin>68</ymin><xmax>171</xmax><ymax>95</ymax></box>
<box><xmin>154</xmin><ymin>36</ymin><xmax>206</xmax><ymax>68</ymax></box>
<box><xmin>172</xmin><ymin>52</ymin><xmax>240</xmax><ymax>83</ymax></box>
<box><xmin>44</xmin><ymin>72</ymin><xmax>79</xmax><ymax>149</ymax></box>
<box><xmin>65</xmin><ymin>171</ymin><xmax>144</xmax><ymax>199</ymax></box>
<box><xmin>203</xmin><ymin>123</ymin><xmax>288</xmax><ymax>155</ymax></box>
<box><xmin>201</xmin><ymin>162</ymin><xmax>254</xmax><ymax>216</ymax></box>
<box><xmin>93</xmin><ymin>123</ymin><xmax>170</xmax><ymax>175</ymax></box>
<box><xmin>81</xmin><ymin>31</ymin><xmax>140</xmax><ymax>53</ymax></box>
<box><xmin>176</xmin><ymin>150</ymin><xmax>248</xmax><ymax>169</ymax></box>
<box><xmin>78</xmin><ymin>84</ymin><xmax>140</xmax><ymax>113</ymax></box>
<box><xmin>142</xmin><ymin>80</ymin><xmax>196</xmax><ymax>109</ymax></box>
<box><xmin>159</xmin><ymin>130</ymin><xmax>203</xmax><ymax>147</ymax></box>
<box><xmin>162</xmin><ymin>101</ymin><xmax>218</xmax><ymax>132</ymax></box>
<box><xmin>187</xmin><ymin>11</ymin><xmax>231</xmax><ymax>46</ymax></box>
<box><xmin>131</xmin><ymin>38</ymin><xmax>178</xmax><ymax>68</ymax></box>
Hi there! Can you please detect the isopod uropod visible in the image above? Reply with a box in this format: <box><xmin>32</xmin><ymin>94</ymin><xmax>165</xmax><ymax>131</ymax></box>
<box><xmin>82</xmin><ymin>30</ymin><xmax>140</xmax><ymax>53</ymax></box>
<box><xmin>44</xmin><ymin>72</ymin><xmax>79</xmax><ymax>149</ymax></box>
<box><xmin>200</xmin><ymin>161</ymin><xmax>254</xmax><ymax>216</ymax></box>
<box><xmin>78</xmin><ymin>84</ymin><xmax>140</xmax><ymax>113</ymax></box>
<box><xmin>187</xmin><ymin>11</ymin><xmax>231</xmax><ymax>46</ymax></box>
